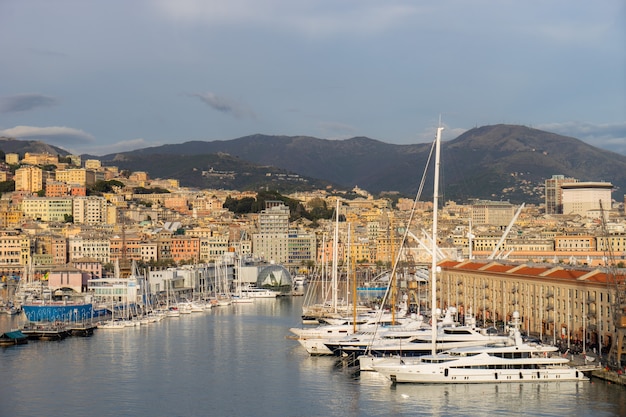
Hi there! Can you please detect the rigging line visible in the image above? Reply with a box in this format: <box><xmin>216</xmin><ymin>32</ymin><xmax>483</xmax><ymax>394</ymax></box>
<box><xmin>364</xmin><ymin>134</ymin><xmax>437</xmax><ymax>353</ymax></box>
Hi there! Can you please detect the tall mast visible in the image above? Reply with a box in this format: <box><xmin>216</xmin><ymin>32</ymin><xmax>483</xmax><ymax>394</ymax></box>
<box><xmin>431</xmin><ymin>125</ymin><xmax>444</xmax><ymax>356</ymax></box>
<box><xmin>331</xmin><ymin>198</ymin><xmax>339</xmax><ymax>313</ymax></box>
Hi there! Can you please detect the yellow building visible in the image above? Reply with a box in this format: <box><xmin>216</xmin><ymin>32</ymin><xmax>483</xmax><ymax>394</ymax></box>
<box><xmin>84</xmin><ymin>159</ymin><xmax>102</xmax><ymax>170</ymax></box>
<box><xmin>55</xmin><ymin>168</ymin><xmax>96</xmax><ymax>187</ymax></box>
<box><xmin>22</xmin><ymin>152</ymin><xmax>58</xmax><ymax>166</ymax></box>
<box><xmin>5</xmin><ymin>153</ymin><xmax>19</xmax><ymax>165</ymax></box>
<box><xmin>14</xmin><ymin>166</ymin><xmax>43</xmax><ymax>192</ymax></box>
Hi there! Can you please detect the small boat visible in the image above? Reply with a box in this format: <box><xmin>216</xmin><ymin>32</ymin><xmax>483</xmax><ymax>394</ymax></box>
<box><xmin>0</xmin><ymin>330</ymin><xmax>28</xmax><ymax>346</ymax></box>
<box><xmin>240</xmin><ymin>286</ymin><xmax>280</xmax><ymax>298</ymax></box>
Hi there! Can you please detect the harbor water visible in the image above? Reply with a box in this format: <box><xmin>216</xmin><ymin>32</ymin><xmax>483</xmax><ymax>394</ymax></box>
<box><xmin>1</xmin><ymin>296</ymin><xmax>625</xmax><ymax>417</ymax></box>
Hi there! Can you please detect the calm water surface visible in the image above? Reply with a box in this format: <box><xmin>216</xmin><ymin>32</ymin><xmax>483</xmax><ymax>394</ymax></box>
<box><xmin>1</xmin><ymin>297</ymin><xmax>624</xmax><ymax>417</ymax></box>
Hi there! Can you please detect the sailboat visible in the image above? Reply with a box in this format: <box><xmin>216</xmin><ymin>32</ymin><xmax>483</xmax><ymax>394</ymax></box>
<box><xmin>372</xmin><ymin>125</ymin><xmax>587</xmax><ymax>384</ymax></box>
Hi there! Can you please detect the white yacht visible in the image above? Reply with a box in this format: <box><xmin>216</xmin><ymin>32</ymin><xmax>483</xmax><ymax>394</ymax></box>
<box><xmin>372</xmin><ymin>313</ymin><xmax>588</xmax><ymax>384</ymax></box>
<box><xmin>290</xmin><ymin>312</ymin><xmax>425</xmax><ymax>356</ymax></box>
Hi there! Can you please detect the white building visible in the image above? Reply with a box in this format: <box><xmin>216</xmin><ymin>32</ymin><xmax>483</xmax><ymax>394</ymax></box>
<box><xmin>68</xmin><ymin>234</ymin><xmax>111</xmax><ymax>264</ymax></box>
<box><xmin>561</xmin><ymin>182</ymin><xmax>612</xmax><ymax>218</ymax></box>
<box><xmin>72</xmin><ymin>196</ymin><xmax>108</xmax><ymax>225</ymax></box>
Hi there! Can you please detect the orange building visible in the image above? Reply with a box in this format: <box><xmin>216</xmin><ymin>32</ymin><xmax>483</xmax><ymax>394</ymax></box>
<box><xmin>170</xmin><ymin>236</ymin><xmax>200</xmax><ymax>264</ymax></box>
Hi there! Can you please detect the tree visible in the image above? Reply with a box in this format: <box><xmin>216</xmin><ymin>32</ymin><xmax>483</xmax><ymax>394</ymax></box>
<box><xmin>0</xmin><ymin>180</ymin><xmax>15</xmax><ymax>193</ymax></box>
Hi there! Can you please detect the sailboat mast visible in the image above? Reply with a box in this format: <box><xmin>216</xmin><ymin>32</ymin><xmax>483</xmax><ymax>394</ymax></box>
<box><xmin>431</xmin><ymin>125</ymin><xmax>444</xmax><ymax>356</ymax></box>
<box><xmin>331</xmin><ymin>198</ymin><xmax>339</xmax><ymax>313</ymax></box>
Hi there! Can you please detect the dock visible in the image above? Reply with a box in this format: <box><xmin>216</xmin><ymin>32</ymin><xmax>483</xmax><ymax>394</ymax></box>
<box><xmin>21</xmin><ymin>322</ymin><xmax>70</xmax><ymax>341</ymax></box>
<box><xmin>590</xmin><ymin>369</ymin><xmax>626</xmax><ymax>386</ymax></box>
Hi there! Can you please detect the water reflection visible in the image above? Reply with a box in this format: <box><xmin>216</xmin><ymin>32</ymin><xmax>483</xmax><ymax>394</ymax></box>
<box><xmin>1</xmin><ymin>297</ymin><xmax>625</xmax><ymax>417</ymax></box>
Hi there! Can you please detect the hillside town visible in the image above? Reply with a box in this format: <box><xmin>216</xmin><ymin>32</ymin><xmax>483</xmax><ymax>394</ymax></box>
<box><xmin>1</xmin><ymin>150</ymin><xmax>626</xmax><ymax>370</ymax></box>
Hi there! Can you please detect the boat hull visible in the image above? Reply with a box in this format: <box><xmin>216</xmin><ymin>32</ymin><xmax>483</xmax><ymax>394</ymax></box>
<box><xmin>375</xmin><ymin>365</ymin><xmax>588</xmax><ymax>383</ymax></box>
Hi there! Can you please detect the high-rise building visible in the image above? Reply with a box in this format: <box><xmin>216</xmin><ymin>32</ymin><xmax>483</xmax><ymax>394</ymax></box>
<box><xmin>253</xmin><ymin>201</ymin><xmax>290</xmax><ymax>264</ymax></box>
<box><xmin>545</xmin><ymin>175</ymin><xmax>578</xmax><ymax>214</ymax></box>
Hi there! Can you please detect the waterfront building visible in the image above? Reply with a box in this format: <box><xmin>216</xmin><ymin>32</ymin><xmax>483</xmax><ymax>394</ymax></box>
<box><xmin>47</xmin><ymin>264</ymin><xmax>86</xmax><ymax>293</ymax></box>
<box><xmin>437</xmin><ymin>260</ymin><xmax>623</xmax><ymax>353</ymax></box>
<box><xmin>14</xmin><ymin>165</ymin><xmax>43</xmax><ymax>193</ymax></box>
<box><xmin>545</xmin><ymin>175</ymin><xmax>578</xmax><ymax>214</ymax></box>
<box><xmin>562</xmin><ymin>181</ymin><xmax>613</xmax><ymax>218</ymax></box>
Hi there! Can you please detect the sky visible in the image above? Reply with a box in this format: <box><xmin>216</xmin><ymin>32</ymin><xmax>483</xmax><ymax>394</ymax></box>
<box><xmin>0</xmin><ymin>1</ymin><xmax>625</xmax><ymax>156</ymax></box>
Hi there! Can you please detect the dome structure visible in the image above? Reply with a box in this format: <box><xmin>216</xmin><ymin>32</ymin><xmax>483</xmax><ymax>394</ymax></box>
<box><xmin>256</xmin><ymin>264</ymin><xmax>292</xmax><ymax>293</ymax></box>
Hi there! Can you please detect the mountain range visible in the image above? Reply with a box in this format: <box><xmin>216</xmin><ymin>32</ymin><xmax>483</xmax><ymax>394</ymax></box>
<box><xmin>2</xmin><ymin>124</ymin><xmax>626</xmax><ymax>204</ymax></box>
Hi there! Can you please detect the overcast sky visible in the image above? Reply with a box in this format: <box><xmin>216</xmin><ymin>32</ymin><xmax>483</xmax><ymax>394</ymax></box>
<box><xmin>1</xmin><ymin>1</ymin><xmax>624</xmax><ymax>156</ymax></box>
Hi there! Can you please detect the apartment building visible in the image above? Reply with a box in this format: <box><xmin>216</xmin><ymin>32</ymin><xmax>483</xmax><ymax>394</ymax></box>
<box><xmin>15</xmin><ymin>165</ymin><xmax>43</xmax><ymax>193</ymax></box>
<box><xmin>33</xmin><ymin>233</ymin><xmax>67</xmax><ymax>266</ymax></box>
<box><xmin>199</xmin><ymin>234</ymin><xmax>230</xmax><ymax>263</ymax></box>
<box><xmin>21</xmin><ymin>197</ymin><xmax>73</xmax><ymax>222</ymax></box>
<box><xmin>55</xmin><ymin>168</ymin><xmax>97</xmax><ymax>187</ymax></box>
<box><xmin>68</xmin><ymin>234</ymin><xmax>110</xmax><ymax>264</ymax></box>
<box><xmin>0</xmin><ymin>231</ymin><xmax>30</xmax><ymax>275</ymax></box>
<box><xmin>72</xmin><ymin>196</ymin><xmax>108</xmax><ymax>225</ymax></box>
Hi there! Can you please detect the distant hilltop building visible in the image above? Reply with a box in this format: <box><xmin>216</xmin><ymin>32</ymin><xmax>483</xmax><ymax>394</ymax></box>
<box><xmin>561</xmin><ymin>181</ymin><xmax>612</xmax><ymax>218</ymax></box>
<box><xmin>5</xmin><ymin>153</ymin><xmax>19</xmax><ymax>165</ymax></box>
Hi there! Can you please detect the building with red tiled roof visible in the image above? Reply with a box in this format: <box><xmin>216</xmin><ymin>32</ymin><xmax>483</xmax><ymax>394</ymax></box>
<box><xmin>430</xmin><ymin>260</ymin><xmax>625</xmax><ymax>356</ymax></box>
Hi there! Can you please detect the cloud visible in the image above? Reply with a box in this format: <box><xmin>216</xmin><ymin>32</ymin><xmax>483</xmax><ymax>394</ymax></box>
<box><xmin>154</xmin><ymin>0</ymin><xmax>418</xmax><ymax>37</ymax></box>
<box><xmin>0</xmin><ymin>94</ymin><xmax>58</xmax><ymax>113</ymax></box>
<box><xmin>0</xmin><ymin>125</ymin><xmax>95</xmax><ymax>147</ymax></box>
<box><xmin>84</xmin><ymin>138</ymin><xmax>158</xmax><ymax>156</ymax></box>
<box><xmin>189</xmin><ymin>92</ymin><xmax>255</xmax><ymax>119</ymax></box>
<box><xmin>537</xmin><ymin>121</ymin><xmax>626</xmax><ymax>155</ymax></box>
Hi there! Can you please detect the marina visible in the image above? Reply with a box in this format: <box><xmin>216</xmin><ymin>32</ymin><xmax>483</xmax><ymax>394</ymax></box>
<box><xmin>1</xmin><ymin>296</ymin><xmax>625</xmax><ymax>417</ymax></box>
